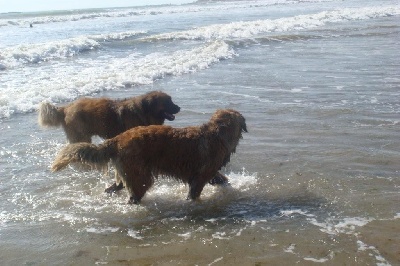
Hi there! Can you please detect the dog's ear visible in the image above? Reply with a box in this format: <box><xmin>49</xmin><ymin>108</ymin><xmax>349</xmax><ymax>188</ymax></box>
<box><xmin>141</xmin><ymin>99</ymin><xmax>150</xmax><ymax>112</ymax></box>
<box><xmin>141</xmin><ymin>96</ymin><xmax>156</xmax><ymax>113</ymax></box>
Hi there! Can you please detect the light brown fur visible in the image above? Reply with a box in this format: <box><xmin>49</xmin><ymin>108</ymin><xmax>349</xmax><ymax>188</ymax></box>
<box><xmin>38</xmin><ymin>91</ymin><xmax>180</xmax><ymax>143</ymax></box>
<box><xmin>52</xmin><ymin>109</ymin><xmax>247</xmax><ymax>204</ymax></box>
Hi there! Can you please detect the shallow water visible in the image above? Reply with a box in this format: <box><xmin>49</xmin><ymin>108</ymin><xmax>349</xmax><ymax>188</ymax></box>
<box><xmin>1</xmin><ymin>0</ymin><xmax>400</xmax><ymax>265</ymax></box>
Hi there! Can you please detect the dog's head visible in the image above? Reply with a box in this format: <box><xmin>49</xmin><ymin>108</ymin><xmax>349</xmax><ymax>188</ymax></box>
<box><xmin>142</xmin><ymin>91</ymin><xmax>180</xmax><ymax>124</ymax></box>
<box><xmin>212</xmin><ymin>109</ymin><xmax>247</xmax><ymax>134</ymax></box>
<box><xmin>211</xmin><ymin>109</ymin><xmax>247</xmax><ymax>152</ymax></box>
<box><xmin>208</xmin><ymin>109</ymin><xmax>247</xmax><ymax>165</ymax></box>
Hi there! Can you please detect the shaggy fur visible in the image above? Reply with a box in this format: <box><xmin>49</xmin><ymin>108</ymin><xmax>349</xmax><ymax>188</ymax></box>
<box><xmin>52</xmin><ymin>109</ymin><xmax>247</xmax><ymax>204</ymax></box>
<box><xmin>40</xmin><ymin>91</ymin><xmax>180</xmax><ymax>192</ymax></box>
<box><xmin>38</xmin><ymin>91</ymin><xmax>180</xmax><ymax>143</ymax></box>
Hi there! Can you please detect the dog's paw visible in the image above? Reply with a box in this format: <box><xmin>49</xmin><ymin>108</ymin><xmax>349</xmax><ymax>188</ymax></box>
<box><xmin>209</xmin><ymin>172</ymin><xmax>230</xmax><ymax>186</ymax></box>
<box><xmin>128</xmin><ymin>196</ymin><xmax>140</xmax><ymax>205</ymax></box>
<box><xmin>105</xmin><ymin>182</ymin><xmax>124</xmax><ymax>193</ymax></box>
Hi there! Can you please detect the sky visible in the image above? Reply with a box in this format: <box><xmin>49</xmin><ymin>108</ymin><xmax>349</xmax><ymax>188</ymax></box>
<box><xmin>0</xmin><ymin>0</ymin><xmax>195</xmax><ymax>13</ymax></box>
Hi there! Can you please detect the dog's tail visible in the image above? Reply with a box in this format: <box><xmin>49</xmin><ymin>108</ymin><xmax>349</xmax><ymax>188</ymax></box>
<box><xmin>52</xmin><ymin>141</ymin><xmax>117</xmax><ymax>172</ymax></box>
<box><xmin>38</xmin><ymin>102</ymin><xmax>65</xmax><ymax>127</ymax></box>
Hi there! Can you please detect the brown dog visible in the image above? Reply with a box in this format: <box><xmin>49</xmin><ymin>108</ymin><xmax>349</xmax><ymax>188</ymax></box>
<box><xmin>39</xmin><ymin>91</ymin><xmax>180</xmax><ymax>192</ymax></box>
<box><xmin>52</xmin><ymin>109</ymin><xmax>247</xmax><ymax>204</ymax></box>
<box><xmin>38</xmin><ymin>91</ymin><xmax>180</xmax><ymax>143</ymax></box>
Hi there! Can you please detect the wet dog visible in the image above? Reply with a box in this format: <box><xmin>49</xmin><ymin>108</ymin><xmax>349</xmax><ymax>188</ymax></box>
<box><xmin>39</xmin><ymin>91</ymin><xmax>180</xmax><ymax>192</ymax></box>
<box><xmin>52</xmin><ymin>109</ymin><xmax>247</xmax><ymax>204</ymax></box>
<box><xmin>38</xmin><ymin>91</ymin><xmax>180</xmax><ymax>143</ymax></box>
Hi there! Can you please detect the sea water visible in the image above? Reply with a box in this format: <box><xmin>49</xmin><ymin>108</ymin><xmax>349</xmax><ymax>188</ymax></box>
<box><xmin>1</xmin><ymin>0</ymin><xmax>399</xmax><ymax>264</ymax></box>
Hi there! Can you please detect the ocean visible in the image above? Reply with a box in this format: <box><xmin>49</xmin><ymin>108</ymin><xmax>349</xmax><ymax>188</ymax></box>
<box><xmin>1</xmin><ymin>0</ymin><xmax>399</xmax><ymax>264</ymax></box>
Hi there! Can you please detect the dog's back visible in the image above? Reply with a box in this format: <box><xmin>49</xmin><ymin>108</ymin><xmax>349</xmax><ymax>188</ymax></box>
<box><xmin>64</xmin><ymin>98</ymin><xmax>123</xmax><ymax>140</ymax></box>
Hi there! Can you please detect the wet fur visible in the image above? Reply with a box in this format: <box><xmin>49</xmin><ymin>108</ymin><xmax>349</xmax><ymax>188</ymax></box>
<box><xmin>52</xmin><ymin>109</ymin><xmax>247</xmax><ymax>204</ymax></box>
<box><xmin>38</xmin><ymin>91</ymin><xmax>180</xmax><ymax>143</ymax></box>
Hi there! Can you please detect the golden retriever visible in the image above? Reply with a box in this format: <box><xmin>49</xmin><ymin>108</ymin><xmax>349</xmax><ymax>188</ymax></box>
<box><xmin>52</xmin><ymin>109</ymin><xmax>247</xmax><ymax>204</ymax></box>
<box><xmin>39</xmin><ymin>91</ymin><xmax>180</xmax><ymax>192</ymax></box>
<box><xmin>38</xmin><ymin>91</ymin><xmax>180</xmax><ymax>143</ymax></box>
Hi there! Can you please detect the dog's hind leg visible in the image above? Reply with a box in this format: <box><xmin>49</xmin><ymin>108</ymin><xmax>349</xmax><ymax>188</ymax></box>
<box><xmin>64</xmin><ymin>127</ymin><xmax>91</xmax><ymax>143</ymax></box>
<box><xmin>187</xmin><ymin>178</ymin><xmax>208</xmax><ymax>201</ymax></box>
<box><xmin>126</xmin><ymin>171</ymin><xmax>154</xmax><ymax>204</ymax></box>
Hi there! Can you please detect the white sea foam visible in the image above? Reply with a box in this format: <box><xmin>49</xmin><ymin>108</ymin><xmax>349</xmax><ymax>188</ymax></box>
<box><xmin>209</xmin><ymin>257</ymin><xmax>224</xmax><ymax>265</ymax></box>
<box><xmin>0</xmin><ymin>40</ymin><xmax>233</xmax><ymax>118</ymax></box>
<box><xmin>357</xmin><ymin>241</ymin><xmax>391</xmax><ymax>266</ymax></box>
<box><xmin>127</xmin><ymin>229</ymin><xmax>144</xmax><ymax>240</ymax></box>
<box><xmin>308</xmin><ymin>216</ymin><xmax>371</xmax><ymax>235</ymax></box>
<box><xmin>178</xmin><ymin>232</ymin><xmax>192</xmax><ymax>240</ymax></box>
<box><xmin>304</xmin><ymin>253</ymin><xmax>333</xmax><ymax>263</ymax></box>
<box><xmin>0</xmin><ymin>31</ymin><xmax>146</xmax><ymax>68</ymax></box>
<box><xmin>226</xmin><ymin>168</ymin><xmax>258</xmax><ymax>191</ymax></box>
<box><xmin>212</xmin><ymin>232</ymin><xmax>230</xmax><ymax>240</ymax></box>
<box><xmin>0</xmin><ymin>0</ymin><xmax>331</xmax><ymax>28</ymax></box>
<box><xmin>357</xmin><ymin>240</ymin><xmax>373</xmax><ymax>251</ymax></box>
<box><xmin>142</xmin><ymin>168</ymin><xmax>256</xmax><ymax>205</ymax></box>
<box><xmin>0</xmin><ymin>207</ymin><xmax>97</xmax><ymax>226</ymax></box>
<box><xmin>89</xmin><ymin>31</ymin><xmax>147</xmax><ymax>42</ymax></box>
<box><xmin>86</xmin><ymin>226</ymin><xmax>119</xmax><ymax>234</ymax></box>
<box><xmin>280</xmin><ymin>209</ymin><xmax>315</xmax><ymax>218</ymax></box>
<box><xmin>148</xmin><ymin>6</ymin><xmax>400</xmax><ymax>41</ymax></box>
<box><xmin>0</xmin><ymin>37</ymin><xmax>100</xmax><ymax>66</ymax></box>
<box><xmin>284</xmin><ymin>243</ymin><xmax>296</xmax><ymax>254</ymax></box>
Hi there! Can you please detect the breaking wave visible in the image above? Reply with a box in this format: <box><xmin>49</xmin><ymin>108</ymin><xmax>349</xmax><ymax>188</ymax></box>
<box><xmin>0</xmin><ymin>31</ymin><xmax>146</xmax><ymax>68</ymax></box>
<box><xmin>147</xmin><ymin>6</ymin><xmax>400</xmax><ymax>41</ymax></box>
<box><xmin>0</xmin><ymin>40</ymin><xmax>233</xmax><ymax>118</ymax></box>
<box><xmin>0</xmin><ymin>0</ymin><xmax>335</xmax><ymax>28</ymax></box>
